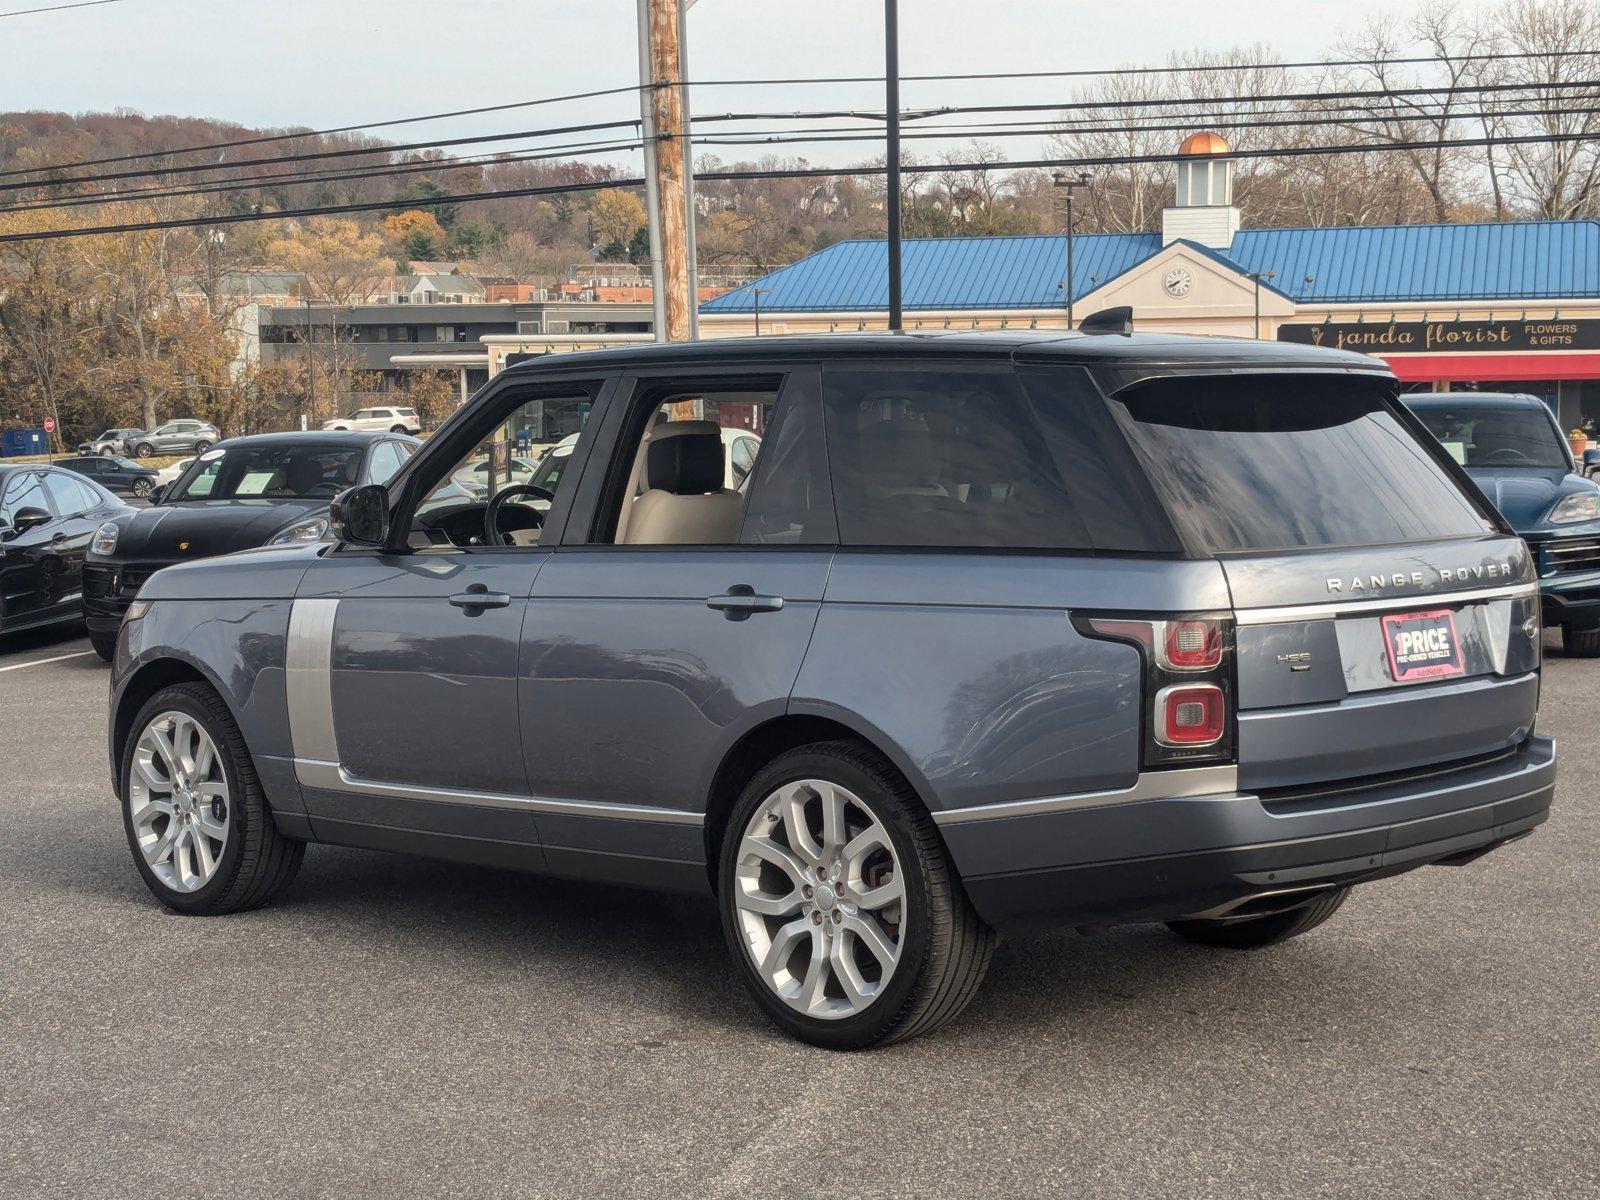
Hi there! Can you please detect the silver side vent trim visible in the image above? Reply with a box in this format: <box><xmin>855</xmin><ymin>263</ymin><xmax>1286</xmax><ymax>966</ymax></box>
<box><xmin>932</xmin><ymin>765</ymin><xmax>1240</xmax><ymax>826</ymax></box>
<box><xmin>286</xmin><ymin>598</ymin><xmax>340</xmax><ymax>765</ymax></box>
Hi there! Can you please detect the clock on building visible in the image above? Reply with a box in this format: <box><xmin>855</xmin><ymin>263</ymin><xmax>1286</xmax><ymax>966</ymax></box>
<box><xmin>1163</xmin><ymin>266</ymin><xmax>1194</xmax><ymax>298</ymax></box>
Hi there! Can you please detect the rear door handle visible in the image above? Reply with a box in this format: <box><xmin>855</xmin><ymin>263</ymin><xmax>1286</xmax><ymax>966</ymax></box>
<box><xmin>449</xmin><ymin>583</ymin><xmax>512</xmax><ymax>610</ymax></box>
<box><xmin>707</xmin><ymin>585</ymin><xmax>785</xmax><ymax>620</ymax></box>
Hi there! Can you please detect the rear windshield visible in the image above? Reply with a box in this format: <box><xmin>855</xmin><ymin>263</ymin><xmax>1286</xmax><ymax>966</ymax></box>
<box><xmin>1408</xmin><ymin>403</ymin><xmax>1568</xmax><ymax>470</ymax></box>
<box><xmin>1112</xmin><ymin>376</ymin><xmax>1492</xmax><ymax>553</ymax></box>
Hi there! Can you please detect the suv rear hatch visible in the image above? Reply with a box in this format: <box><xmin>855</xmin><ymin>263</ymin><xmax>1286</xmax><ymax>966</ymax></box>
<box><xmin>1110</xmin><ymin>373</ymin><xmax>1541</xmax><ymax>792</ymax></box>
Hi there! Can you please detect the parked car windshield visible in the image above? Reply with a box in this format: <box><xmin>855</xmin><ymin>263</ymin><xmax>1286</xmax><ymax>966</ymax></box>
<box><xmin>1409</xmin><ymin>404</ymin><xmax>1569</xmax><ymax>470</ymax></box>
<box><xmin>1112</xmin><ymin>376</ymin><xmax>1492</xmax><ymax>553</ymax></box>
<box><xmin>166</xmin><ymin>443</ymin><xmax>363</xmax><ymax>501</ymax></box>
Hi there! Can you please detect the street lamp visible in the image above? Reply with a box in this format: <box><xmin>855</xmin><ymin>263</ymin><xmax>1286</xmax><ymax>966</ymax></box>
<box><xmin>1249</xmin><ymin>270</ymin><xmax>1276</xmax><ymax>339</ymax></box>
<box><xmin>746</xmin><ymin>287</ymin><xmax>773</xmax><ymax>336</ymax></box>
<box><xmin>1052</xmin><ymin>172</ymin><xmax>1092</xmax><ymax>329</ymax></box>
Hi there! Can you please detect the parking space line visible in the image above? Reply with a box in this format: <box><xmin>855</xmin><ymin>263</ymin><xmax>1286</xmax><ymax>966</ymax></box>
<box><xmin>0</xmin><ymin>650</ymin><xmax>97</xmax><ymax>673</ymax></box>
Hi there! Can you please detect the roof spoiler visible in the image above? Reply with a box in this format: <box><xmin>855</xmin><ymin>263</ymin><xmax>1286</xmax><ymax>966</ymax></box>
<box><xmin>1078</xmin><ymin>306</ymin><xmax>1133</xmax><ymax>336</ymax></box>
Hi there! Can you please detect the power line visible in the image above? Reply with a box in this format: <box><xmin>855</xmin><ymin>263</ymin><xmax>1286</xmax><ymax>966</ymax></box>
<box><xmin>7</xmin><ymin>43</ymin><xmax>1597</xmax><ymax>184</ymax></box>
<box><xmin>7</xmin><ymin>75</ymin><xmax>1594</xmax><ymax>203</ymax></box>
<box><xmin>0</xmin><ymin>0</ymin><xmax>121</xmax><ymax>16</ymax></box>
<box><xmin>5</xmin><ymin>130</ymin><xmax>1597</xmax><ymax>245</ymax></box>
<box><xmin>0</xmin><ymin>82</ymin><xmax>647</xmax><ymax>183</ymax></box>
<box><xmin>11</xmin><ymin>94</ymin><xmax>1595</xmax><ymax>218</ymax></box>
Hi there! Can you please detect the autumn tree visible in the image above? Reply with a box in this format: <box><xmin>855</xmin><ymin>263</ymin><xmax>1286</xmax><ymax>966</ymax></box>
<box><xmin>384</xmin><ymin>209</ymin><xmax>448</xmax><ymax>261</ymax></box>
<box><xmin>266</xmin><ymin>217</ymin><xmax>389</xmax><ymax>304</ymax></box>
<box><xmin>586</xmin><ymin>189</ymin><xmax>647</xmax><ymax>259</ymax></box>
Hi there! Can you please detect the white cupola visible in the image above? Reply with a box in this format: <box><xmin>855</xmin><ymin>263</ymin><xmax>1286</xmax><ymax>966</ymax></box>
<box><xmin>1162</xmin><ymin>131</ymin><xmax>1241</xmax><ymax>250</ymax></box>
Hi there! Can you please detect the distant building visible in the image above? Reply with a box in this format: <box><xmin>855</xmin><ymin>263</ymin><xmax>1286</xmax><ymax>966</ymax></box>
<box><xmin>701</xmin><ymin>131</ymin><xmax>1600</xmax><ymax>429</ymax></box>
<box><xmin>386</xmin><ymin>273</ymin><xmax>486</xmax><ymax>305</ymax></box>
<box><xmin>255</xmin><ymin>298</ymin><xmax>654</xmax><ymax>403</ymax></box>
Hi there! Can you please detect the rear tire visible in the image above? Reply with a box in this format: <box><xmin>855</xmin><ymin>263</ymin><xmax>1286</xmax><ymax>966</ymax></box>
<box><xmin>120</xmin><ymin>682</ymin><xmax>304</xmax><ymax>915</ymax></box>
<box><xmin>89</xmin><ymin>630</ymin><xmax>117</xmax><ymax>662</ymax></box>
<box><xmin>193</xmin><ymin>440</ymin><xmax>213</xmax><ymax>453</ymax></box>
<box><xmin>1167</xmin><ymin>886</ymin><xmax>1350</xmax><ymax>949</ymax></box>
<box><xmin>130</xmin><ymin>478</ymin><xmax>151</xmax><ymax>498</ymax></box>
<box><xmin>718</xmin><ymin>741</ymin><xmax>995</xmax><ymax>1050</ymax></box>
<box><xmin>1561</xmin><ymin>626</ymin><xmax>1600</xmax><ymax>657</ymax></box>
<box><xmin>389</xmin><ymin>424</ymin><xmax>407</xmax><ymax>434</ymax></box>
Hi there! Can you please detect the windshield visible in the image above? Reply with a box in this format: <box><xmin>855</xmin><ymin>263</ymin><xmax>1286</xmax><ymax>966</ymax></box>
<box><xmin>1410</xmin><ymin>404</ymin><xmax>1569</xmax><ymax>470</ymax></box>
<box><xmin>167</xmin><ymin>443</ymin><xmax>363</xmax><ymax>502</ymax></box>
<box><xmin>1113</xmin><ymin>376</ymin><xmax>1492</xmax><ymax>553</ymax></box>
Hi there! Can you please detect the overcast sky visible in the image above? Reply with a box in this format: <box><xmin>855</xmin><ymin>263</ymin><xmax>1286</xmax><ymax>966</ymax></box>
<box><xmin>2</xmin><ymin>0</ymin><xmax>1425</xmax><ymax>168</ymax></box>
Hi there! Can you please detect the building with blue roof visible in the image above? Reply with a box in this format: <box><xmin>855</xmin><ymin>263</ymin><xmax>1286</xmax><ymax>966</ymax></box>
<box><xmin>699</xmin><ymin>132</ymin><xmax>1600</xmax><ymax>430</ymax></box>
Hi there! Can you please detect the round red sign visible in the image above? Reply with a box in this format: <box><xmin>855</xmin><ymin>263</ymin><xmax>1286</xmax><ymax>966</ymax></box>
<box><xmin>42</xmin><ymin>416</ymin><xmax>55</xmax><ymax>433</ymax></box>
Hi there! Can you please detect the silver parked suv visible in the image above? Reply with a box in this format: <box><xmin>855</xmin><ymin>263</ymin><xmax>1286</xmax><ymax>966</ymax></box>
<box><xmin>106</xmin><ymin>330</ymin><xmax>1553</xmax><ymax>1048</ymax></box>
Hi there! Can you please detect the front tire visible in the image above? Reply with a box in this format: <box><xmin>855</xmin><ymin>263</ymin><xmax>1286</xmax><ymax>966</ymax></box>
<box><xmin>120</xmin><ymin>682</ymin><xmax>304</xmax><ymax>915</ymax></box>
<box><xmin>134</xmin><ymin>442</ymin><xmax>155</xmax><ymax>458</ymax></box>
<box><xmin>1166</xmin><ymin>886</ymin><xmax>1350</xmax><ymax>949</ymax></box>
<box><xmin>130</xmin><ymin>478</ymin><xmax>152</xmax><ymax>498</ymax></box>
<box><xmin>718</xmin><ymin>741</ymin><xmax>994</xmax><ymax>1050</ymax></box>
<box><xmin>1561</xmin><ymin>626</ymin><xmax>1600</xmax><ymax>657</ymax></box>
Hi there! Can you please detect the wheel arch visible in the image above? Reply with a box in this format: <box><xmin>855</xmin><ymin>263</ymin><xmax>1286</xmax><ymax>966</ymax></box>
<box><xmin>112</xmin><ymin>654</ymin><xmax>238</xmax><ymax>791</ymax></box>
<box><xmin>702</xmin><ymin>707</ymin><xmax>942</xmax><ymax>891</ymax></box>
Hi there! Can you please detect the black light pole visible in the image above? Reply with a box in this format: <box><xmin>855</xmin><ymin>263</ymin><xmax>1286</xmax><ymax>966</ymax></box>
<box><xmin>885</xmin><ymin>0</ymin><xmax>902</xmax><ymax>332</ymax></box>
<box><xmin>1250</xmin><ymin>270</ymin><xmax>1276</xmax><ymax>339</ymax></box>
<box><xmin>1053</xmin><ymin>171</ymin><xmax>1091</xmax><ymax>330</ymax></box>
<box><xmin>749</xmin><ymin>287</ymin><xmax>772</xmax><ymax>335</ymax></box>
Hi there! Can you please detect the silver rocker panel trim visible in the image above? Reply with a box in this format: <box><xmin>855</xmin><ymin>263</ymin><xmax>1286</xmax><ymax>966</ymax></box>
<box><xmin>931</xmin><ymin>764</ymin><xmax>1240</xmax><ymax>826</ymax></box>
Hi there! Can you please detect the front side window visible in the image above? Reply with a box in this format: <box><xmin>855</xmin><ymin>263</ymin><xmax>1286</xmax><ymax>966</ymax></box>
<box><xmin>1410</xmin><ymin>404</ymin><xmax>1569</xmax><ymax>470</ymax></box>
<box><xmin>367</xmin><ymin>442</ymin><xmax>405</xmax><ymax>485</ymax></box>
<box><xmin>411</xmin><ymin>390</ymin><xmax>597</xmax><ymax>549</ymax></box>
<box><xmin>167</xmin><ymin>443</ymin><xmax>364</xmax><ymax>502</ymax></box>
<box><xmin>1113</xmin><ymin>376</ymin><xmax>1493</xmax><ymax>553</ymax></box>
<box><xmin>2</xmin><ymin>473</ymin><xmax>50</xmax><ymax>524</ymax></box>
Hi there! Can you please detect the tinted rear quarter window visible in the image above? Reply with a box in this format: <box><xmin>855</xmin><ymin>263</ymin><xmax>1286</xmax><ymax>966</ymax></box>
<box><xmin>1111</xmin><ymin>375</ymin><xmax>1492</xmax><ymax>553</ymax></box>
<box><xmin>820</xmin><ymin>362</ymin><xmax>1178</xmax><ymax>552</ymax></box>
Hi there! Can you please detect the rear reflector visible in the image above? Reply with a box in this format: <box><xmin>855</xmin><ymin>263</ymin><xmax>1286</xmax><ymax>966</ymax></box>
<box><xmin>1156</xmin><ymin>684</ymin><xmax>1225</xmax><ymax>746</ymax></box>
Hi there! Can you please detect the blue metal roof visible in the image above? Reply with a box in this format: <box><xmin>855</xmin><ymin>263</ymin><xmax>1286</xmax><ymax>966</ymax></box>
<box><xmin>703</xmin><ymin>221</ymin><xmax>1600</xmax><ymax>313</ymax></box>
<box><xmin>1229</xmin><ymin>221</ymin><xmax>1600</xmax><ymax>303</ymax></box>
<box><xmin>701</xmin><ymin>233</ymin><xmax>1160</xmax><ymax>313</ymax></box>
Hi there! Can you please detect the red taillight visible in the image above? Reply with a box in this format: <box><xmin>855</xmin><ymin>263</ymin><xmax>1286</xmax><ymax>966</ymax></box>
<box><xmin>1162</xmin><ymin>619</ymin><xmax>1222</xmax><ymax>670</ymax></box>
<box><xmin>1156</xmin><ymin>684</ymin><xmax>1225</xmax><ymax>746</ymax></box>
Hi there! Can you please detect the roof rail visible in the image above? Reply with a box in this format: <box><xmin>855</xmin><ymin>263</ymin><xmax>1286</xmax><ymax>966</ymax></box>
<box><xmin>1078</xmin><ymin>306</ymin><xmax>1134</xmax><ymax>336</ymax></box>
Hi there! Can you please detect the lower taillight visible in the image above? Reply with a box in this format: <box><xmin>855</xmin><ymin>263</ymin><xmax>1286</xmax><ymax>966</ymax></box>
<box><xmin>1075</xmin><ymin>612</ymin><xmax>1236</xmax><ymax>767</ymax></box>
<box><xmin>1156</xmin><ymin>684</ymin><xmax>1225</xmax><ymax>746</ymax></box>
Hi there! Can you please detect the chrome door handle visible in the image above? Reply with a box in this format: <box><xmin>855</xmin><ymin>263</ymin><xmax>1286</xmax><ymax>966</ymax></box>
<box><xmin>707</xmin><ymin>585</ymin><xmax>785</xmax><ymax>620</ymax></box>
<box><xmin>449</xmin><ymin>584</ymin><xmax>511</xmax><ymax>610</ymax></box>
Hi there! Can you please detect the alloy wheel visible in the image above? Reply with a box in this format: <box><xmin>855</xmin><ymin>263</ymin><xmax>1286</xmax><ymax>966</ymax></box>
<box><xmin>733</xmin><ymin>779</ymin><xmax>906</xmax><ymax>1020</ymax></box>
<box><xmin>129</xmin><ymin>711</ymin><xmax>231</xmax><ymax>893</ymax></box>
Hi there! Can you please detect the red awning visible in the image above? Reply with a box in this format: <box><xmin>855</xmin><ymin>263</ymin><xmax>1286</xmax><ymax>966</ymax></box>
<box><xmin>1379</xmin><ymin>352</ymin><xmax>1600</xmax><ymax>382</ymax></box>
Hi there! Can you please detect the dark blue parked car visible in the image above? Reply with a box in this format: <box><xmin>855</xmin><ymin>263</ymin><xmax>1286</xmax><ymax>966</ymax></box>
<box><xmin>1406</xmin><ymin>392</ymin><xmax>1600</xmax><ymax>655</ymax></box>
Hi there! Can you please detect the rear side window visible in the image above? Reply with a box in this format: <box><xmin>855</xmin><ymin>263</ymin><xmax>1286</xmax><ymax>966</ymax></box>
<box><xmin>822</xmin><ymin>363</ymin><xmax>1176</xmax><ymax>551</ymax></box>
<box><xmin>1112</xmin><ymin>375</ymin><xmax>1492</xmax><ymax>553</ymax></box>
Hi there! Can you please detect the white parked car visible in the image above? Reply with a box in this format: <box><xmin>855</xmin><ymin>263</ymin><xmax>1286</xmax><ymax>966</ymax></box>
<box><xmin>450</xmin><ymin>456</ymin><xmax>541</xmax><ymax>499</ymax></box>
<box><xmin>322</xmin><ymin>406</ymin><xmax>422</xmax><ymax>435</ymax></box>
<box><xmin>155</xmin><ymin>457</ymin><xmax>194</xmax><ymax>488</ymax></box>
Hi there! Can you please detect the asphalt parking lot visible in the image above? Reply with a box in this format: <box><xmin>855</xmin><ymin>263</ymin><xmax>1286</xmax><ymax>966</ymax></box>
<box><xmin>1</xmin><ymin>627</ymin><xmax>1596</xmax><ymax>1199</ymax></box>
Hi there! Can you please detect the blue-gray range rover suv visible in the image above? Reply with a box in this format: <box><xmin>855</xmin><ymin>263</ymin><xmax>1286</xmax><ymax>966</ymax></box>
<box><xmin>106</xmin><ymin>331</ymin><xmax>1553</xmax><ymax>1048</ymax></box>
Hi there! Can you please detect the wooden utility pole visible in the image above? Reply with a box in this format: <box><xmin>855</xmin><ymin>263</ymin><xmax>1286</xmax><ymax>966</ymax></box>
<box><xmin>885</xmin><ymin>0</ymin><xmax>903</xmax><ymax>332</ymax></box>
<box><xmin>642</xmin><ymin>0</ymin><xmax>691</xmax><ymax>343</ymax></box>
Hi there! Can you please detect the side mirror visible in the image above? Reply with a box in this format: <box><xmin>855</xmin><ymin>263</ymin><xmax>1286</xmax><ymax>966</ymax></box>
<box><xmin>329</xmin><ymin>484</ymin><xmax>390</xmax><ymax>547</ymax></box>
<box><xmin>149</xmin><ymin>484</ymin><xmax>168</xmax><ymax>504</ymax></box>
<box><xmin>10</xmin><ymin>506</ymin><xmax>51</xmax><ymax>534</ymax></box>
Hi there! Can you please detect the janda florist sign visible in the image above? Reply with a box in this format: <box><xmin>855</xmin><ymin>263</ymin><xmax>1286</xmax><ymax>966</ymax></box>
<box><xmin>1278</xmin><ymin>317</ymin><xmax>1600</xmax><ymax>354</ymax></box>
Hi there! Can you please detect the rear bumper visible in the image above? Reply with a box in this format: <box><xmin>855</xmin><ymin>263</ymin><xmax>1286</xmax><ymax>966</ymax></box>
<box><xmin>942</xmin><ymin>735</ymin><xmax>1556</xmax><ymax>934</ymax></box>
